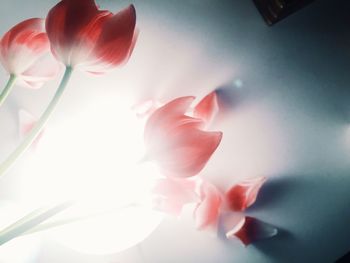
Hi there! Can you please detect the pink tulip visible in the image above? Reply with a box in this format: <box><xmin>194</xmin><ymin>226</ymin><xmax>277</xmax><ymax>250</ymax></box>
<box><xmin>144</xmin><ymin>94</ymin><xmax>222</xmax><ymax>178</ymax></box>
<box><xmin>46</xmin><ymin>0</ymin><xmax>138</xmax><ymax>73</ymax></box>
<box><xmin>0</xmin><ymin>18</ymin><xmax>58</xmax><ymax>88</ymax></box>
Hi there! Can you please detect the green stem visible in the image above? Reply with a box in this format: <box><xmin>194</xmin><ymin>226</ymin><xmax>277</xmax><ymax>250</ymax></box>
<box><xmin>0</xmin><ymin>66</ymin><xmax>73</xmax><ymax>176</ymax></box>
<box><xmin>0</xmin><ymin>74</ymin><xmax>17</xmax><ymax>107</ymax></box>
<box><xmin>0</xmin><ymin>201</ymin><xmax>73</xmax><ymax>246</ymax></box>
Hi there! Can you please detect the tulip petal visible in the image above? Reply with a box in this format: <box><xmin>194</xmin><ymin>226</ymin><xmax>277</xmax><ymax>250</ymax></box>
<box><xmin>194</xmin><ymin>181</ymin><xmax>222</xmax><ymax>230</ymax></box>
<box><xmin>93</xmin><ymin>5</ymin><xmax>137</xmax><ymax>66</ymax></box>
<box><xmin>46</xmin><ymin>0</ymin><xmax>108</xmax><ymax>65</ymax></box>
<box><xmin>226</xmin><ymin>216</ymin><xmax>278</xmax><ymax>246</ymax></box>
<box><xmin>0</xmin><ymin>18</ymin><xmax>55</xmax><ymax>79</ymax></box>
<box><xmin>226</xmin><ymin>177</ymin><xmax>267</xmax><ymax>211</ymax></box>
<box><xmin>156</xmin><ymin>129</ymin><xmax>222</xmax><ymax>177</ymax></box>
<box><xmin>193</xmin><ymin>91</ymin><xmax>219</xmax><ymax>126</ymax></box>
<box><xmin>144</xmin><ymin>96</ymin><xmax>223</xmax><ymax>177</ymax></box>
<box><xmin>19</xmin><ymin>54</ymin><xmax>61</xmax><ymax>89</ymax></box>
<box><xmin>144</xmin><ymin>96</ymin><xmax>196</xmax><ymax>146</ymax></box>
<box><xmin>152</xmin><ymin>177</ymin><xmax>198</xmax><ymax>216</ymax></box>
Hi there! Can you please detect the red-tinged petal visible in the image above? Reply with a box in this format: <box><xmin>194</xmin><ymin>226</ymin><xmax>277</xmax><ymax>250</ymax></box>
<box><xmin>93</xmin><ymin>5</ymin><xmax>136</xmax><ymax>66</ymax></box>
<box><xmin>152</xmin><ymin>177</ymin><xmax>198</xmax><ymax>216</ymax></box>
<box><xmin>144</xmin><ymin>96</ymin><xmax>196</xmax><ymax>144</ymax></box>
<box><xmin>193</xmin><ymin>91</ymin><xmax>219</xmax><ymax>126</ymax></box>
<box><xmin>19</xmin><ymin>54</ymin><xmax>61</xmax><ymax>89</ymax></box>
<box><xmin>156</xmin><ymin>129</ymin><xmax>222</xmax><ymax>177</ymax></box>
<box><xmin>0</xmin><ymin>18</ymin><xmax>45</xmax><ymax>53</ymax></box>
<box><xmin>226</xmin><ymin>216</ymin><xmax>278</xmax><ymax>246</ymax></box>
<box><xmin>46</xmin><ymin>0</ymin><xmax>110</xmax><ymax>65</ymax></box>
<box><xmin>19</xmin><ymin>109</ymin><xmax>36</xmax><ymax>137</ymax></box>
<box><xmin>18</xmin><ymin>110</ymin><xmax>44</xmax><ymax>149</ymax></box>
<box><xmin>0</xmin><ymin>18</ymin><xmax>51</xmax><ymax>76</ymax></box>
<box><xmin>144</xmin><ymin>96</ymin><xmax>223</xmax><ymax>177</ymax></box>
<box><xmin>226</xmin><ymin>177</ymin><xmax>267</xmax><ymax>211</ymax></box>
<box><xmin>194</xmin><ymin>181</ymin><xmax>222</xmax><ymax>230</ymax></box>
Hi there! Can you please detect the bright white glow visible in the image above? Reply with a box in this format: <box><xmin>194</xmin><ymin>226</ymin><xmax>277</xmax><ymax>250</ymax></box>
<box><xmin>16</xmin><ymin>92</ymin><xmax>163</xmax><ymax>255</ymax></box>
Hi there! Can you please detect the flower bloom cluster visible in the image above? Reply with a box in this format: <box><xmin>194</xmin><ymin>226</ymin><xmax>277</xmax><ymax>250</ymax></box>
<box><xmin>0</xmin><ymin>0</ymin><xmax>138</xmax><ymax>87</ymax></box>
<box><xmin>144</xmin><ymin>92</ymin><xmax>277</xmax><ymax>245</ymax></box>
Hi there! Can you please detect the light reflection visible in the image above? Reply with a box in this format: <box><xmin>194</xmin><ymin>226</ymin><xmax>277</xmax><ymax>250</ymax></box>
<box><xmin>15</xmin><ymin>93</ymin><xmax>163</xmax><ymax>255</ymax></box>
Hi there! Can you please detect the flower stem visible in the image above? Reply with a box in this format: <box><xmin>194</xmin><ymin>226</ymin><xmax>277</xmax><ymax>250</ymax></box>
<box><xmin>0</xmin><ymin>66</ymin><xmax>73</xmax><ymax>176</ymax></box>
<box><xmin>0</xmin><ymin>74</ymin><xmax>17</xmax><ymax>107</ymax></box>
<box><xmin>0</xmin><ymin>201</ymin><xmax>73</xmax><ymax>246</ymax></box>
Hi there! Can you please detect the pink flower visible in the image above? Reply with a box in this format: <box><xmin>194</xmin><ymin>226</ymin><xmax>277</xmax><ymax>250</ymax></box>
<box><xmin>144</xmin><ymin>93</ymin><xmax>222</xmax><ymax>178</ymax></box>
<box><xmin>46</xmin><ymin>0</ymin><xmax>138</xmax><ymax>73</ymax></box>
<box><xmin>0</xmin><ymin>18</ymin><xmax>59</xmax><ymax>88</ymax></box>
<box><xmin>153</xmin><ymin>175</ymin><xmax>276</xmax><ymax>245</ymax></box>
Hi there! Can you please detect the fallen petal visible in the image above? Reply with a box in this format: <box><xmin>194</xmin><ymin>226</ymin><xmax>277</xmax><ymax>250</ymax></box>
<box><xmin>226</xmin><ymin>176</ymin><xmax>266</xmax><ymax>211</ymax></box>
<box><xmin>226</xmin><ymin>216</ymin><xmax>278</xmax><ymax>246</ymax></box>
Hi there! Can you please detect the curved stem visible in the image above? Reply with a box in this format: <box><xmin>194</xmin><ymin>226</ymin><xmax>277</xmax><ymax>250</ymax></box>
<box><xmin>0</xmin><ymin>201</ymin><xmax>73</xmax><ymax>246</ymax></box>
<box><xmin>0</xmin><ymin>66</ymin><xmax>73</xmax><ymax>176</ymax></box>
<box><xmin>0</xmin><ymin>74</ymin><xmax>17</xmax><ymax>107</ymax></box>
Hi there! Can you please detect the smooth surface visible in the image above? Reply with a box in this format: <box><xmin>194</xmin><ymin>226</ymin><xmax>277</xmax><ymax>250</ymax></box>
<box><xmin>0</xmin><ymin>0</ymin><xmax>350</xmax><ymax>262</ymax></box>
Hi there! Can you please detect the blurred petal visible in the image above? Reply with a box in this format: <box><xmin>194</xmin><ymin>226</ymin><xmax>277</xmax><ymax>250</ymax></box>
<box><xmin>193</xmin><ymin>91</ymin><xmax>219</xmax><ymax>126</ymax></box>
<box><xmin>18</xmin><ymin>110</ymin><xmax>44</xmax><ymax>148</ymax></box>
<box><xmin>226</xmin><ymin>216</ymin><xmax>278</xmax><ymax>246</ymax></box>
<box><xmin>144</xmin><ymin>96</ymin><xmax>223</xmax><ymax>178</ymax></box>
<box><xmin>19</xmin><ymin>54</ymin><xmax>61</xmax><ymax>89</ymax></box>
<box><xmin>226</xmin><ymin>177</ymin><xmax>266</xmax><ymax>211</ymax></box>
<box><xmin>152</xmin><ymin>177</ymin><xmax>198</xmax><ymax>216</ymax></box>
<box><xmin>132</xmin><ymin>99</ymin><xmax>162</xmax><ymax>119</ymax></box>
<box><xmin>156</xmin><ymin>129</ymin><xmax>222</xmax><ymax>177</ymax></box>
<box><xmin>194</xmin><ymin>181</ymin><xmax>222</xmax><ymax>230</ymax></box>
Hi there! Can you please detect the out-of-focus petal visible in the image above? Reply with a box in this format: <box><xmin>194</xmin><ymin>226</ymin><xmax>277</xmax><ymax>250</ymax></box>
<box><xmin>19</xmin><ymin>54</ymin><xmax>61</xmax><ymax>89</ymax></box>
<box><xmin>193</xmin><ymin>91</ymin><xmax>219</xmax><ymax>126</ymax></box>
<box><xmin>18</xmin><ymin>110</ymin><xmax>44</xmax><ymax>148</ymax></box>
<box><xmin>144</xmin><ymin>96</ymin><xmax>223</xmax><ymax>178</ymax></box>
<box><xmin>132</xmin><ymin>99</ymin><xmax>162</xmax><ymax>119</ymax></box>
<box><xmin>145</xmin><ymin>96</ymin><xmax>195</xmax><ymax>137</ymax></box>
<box><xmin>152</xmin><ymin>177</ymin><xmax>198</xmax><ymax>216</ymax></box>
<box><xmin>155</xmin><ymin>129</ymin><xmax>222</xmax><ymax>177</ymax></box>
<box><xmin>194</xmin><ymin>181</ymin><xmax>222</xmax><ymax>230</ymax></box>
<box><xmin>226</xmin><ymin>177</ymin><xmax>266</xmax><ymax>211</ymax></box>
<box><xmin>225</xmin><ymin>216</ymin><xmax>278</xmax><ymax>246</ymax></box>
